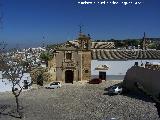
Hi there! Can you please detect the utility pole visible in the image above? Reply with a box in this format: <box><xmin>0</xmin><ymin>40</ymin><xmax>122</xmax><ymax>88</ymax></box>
<box><xmin>42</xmin><ymin>36</ymin><xmax>45</xmax><ymax>48</ymax></box>
<box><xmin>142</xmin><ymin>32</ymin><xmax>146</xmax><ymax>50</ymax></box>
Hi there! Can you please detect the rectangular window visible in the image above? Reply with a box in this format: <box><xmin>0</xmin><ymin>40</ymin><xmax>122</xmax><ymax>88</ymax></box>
<box><xmin>66</xmin><ymin>53</ymin><xmax>72</xmax><ymax>60</ymax></box>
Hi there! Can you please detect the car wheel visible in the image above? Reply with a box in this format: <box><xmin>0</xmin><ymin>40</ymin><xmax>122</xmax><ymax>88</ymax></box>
<box><xmin>118</xmin><ymin>91</ymin><xmax>121</xmax><ymax>95</ymax></box>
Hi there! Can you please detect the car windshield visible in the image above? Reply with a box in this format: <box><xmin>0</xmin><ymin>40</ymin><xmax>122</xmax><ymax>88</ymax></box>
<box><xmin>112</xmin><ymin>86</ymin><xmax>118</xmax><ymax>89</ymax></box>
<box><xmin>50</xmin><ymin>82</ymin><xmax>59</xmax><ymax>85</ymax></box>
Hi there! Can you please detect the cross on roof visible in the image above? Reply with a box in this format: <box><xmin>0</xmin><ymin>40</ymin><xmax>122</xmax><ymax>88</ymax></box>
<box><xmin>79</xmin><ymin>24</ymin><xmax>84</xmax><ymax>35</ymax></box>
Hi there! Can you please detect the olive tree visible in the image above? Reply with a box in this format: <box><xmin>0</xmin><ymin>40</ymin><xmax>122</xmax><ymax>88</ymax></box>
<box><xmin>2</xmin><ymin>58</ymin><xmax>27</xmax><ymax>118</ymax></box>
<box><xmin>1</xmin><ymin>47</ymin><xmax>30</xmax><ymax>118</ymax></box>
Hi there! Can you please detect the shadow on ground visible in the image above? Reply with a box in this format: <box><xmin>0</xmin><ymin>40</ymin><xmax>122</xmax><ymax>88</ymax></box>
<box><xmin>122</xmin><ymin>91</ymin><xmax>160</xmax><ymax>118</ymax></box>
<box><xmin>103</xmin><ymin>82</ymin><xmax>160</xmax><ymax>118</ymax></box>
<box><xmin>0</xmin><ymin>104</ymin><xmax>23</xmax><ymax>119</ymax></box>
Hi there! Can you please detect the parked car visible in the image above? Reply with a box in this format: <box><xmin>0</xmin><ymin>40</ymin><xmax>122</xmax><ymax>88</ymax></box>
<box><xmin>108</xmin><ymin>85</ymin><xmax>123</xmax><ymax>95</ymax></box>
<box><xmin>88</xmin><ymin>78</ymin><xmax>102</xmax><ymax>84</ymax></box>
<box><xmin>45</xmin><ymin>82</ymin><xmax>62</xmax><ymax>89</ymax></box>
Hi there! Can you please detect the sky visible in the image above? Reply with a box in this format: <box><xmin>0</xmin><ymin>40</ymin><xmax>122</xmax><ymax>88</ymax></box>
<box><xmin>0</xmin><ymin>0</ymin><xmax>160</xmax><ymax>48</ymax></box>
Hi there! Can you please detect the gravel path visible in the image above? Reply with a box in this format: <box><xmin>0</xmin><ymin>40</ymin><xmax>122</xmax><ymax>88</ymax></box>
<box><xmin>0</xmin><ymin>80</ymin><xmax>159</xmax><ymax>120</ymax></box>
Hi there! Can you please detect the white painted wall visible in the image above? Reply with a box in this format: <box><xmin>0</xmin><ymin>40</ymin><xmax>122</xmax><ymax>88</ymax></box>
<box><xmin>0</xmin><ymin>71</ymin><xmax>2</xmax><ymax>79</ymax></box>
<box><xmin>91</xmin><ymin>60</ymin><xmax>160</xmax><ymax>75</ymax></box>
<box><xmin>0</xmin><ymin>72</ymin><xmax>32</xmax><ymax>92</ymax></box>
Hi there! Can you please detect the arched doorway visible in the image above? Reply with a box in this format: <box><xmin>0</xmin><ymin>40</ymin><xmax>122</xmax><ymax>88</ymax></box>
<box><xmin>65</xmin><ymin>70</ymin><xmax>74</xmax><ymax>83</ymax></box>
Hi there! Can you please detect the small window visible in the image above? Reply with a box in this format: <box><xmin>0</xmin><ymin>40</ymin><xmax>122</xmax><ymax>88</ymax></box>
<box><xmin>85</xmin><ymin>70</ymin><xmax>89</xmax><ymax>73</ymax></box>
<box><xmin>51</xmin><ymin>82</ymin><xmax>58</xmax><ymax>85</ymax></box>
<box><xmin>66</xmin><ymin>53</ymin><xmax>72</xmax><ymax>60</ymax></box>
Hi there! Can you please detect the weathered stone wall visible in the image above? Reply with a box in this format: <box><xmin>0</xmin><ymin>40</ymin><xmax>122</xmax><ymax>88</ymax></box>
<box><xmin>49</xmin><ymin>34</ymin><xmax>92</xmax><ymax>83</ymax></box>
<box><xmin>55</xmin><ymin>50</ymin><xmax>81</xmax><ymax>82</ymax></box>
<box><xmin>123</xmin><ymin>66</ymin><xmax>160</xmax><ymax>97</ymax></box>
<box><xmin>81</xmin><ymin>51</ymin><xmax>91</xmax><ymax>81</ymax></box>
<box><xmin>48</xmin><ymin>57</ymin><xmax>56</xmax><ymax>82</ymax></box>
<box><xmin>56</xmin><ymin>51</ymin><xmax>64</xmax><ymax>82</ymax></box>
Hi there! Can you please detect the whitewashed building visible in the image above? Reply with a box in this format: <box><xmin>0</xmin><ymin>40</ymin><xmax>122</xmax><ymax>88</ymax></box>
<box><xmin>0</xmin><ymin>72</ymin><xmax>32</xmax><ymax>92</ymax></box>
<box><xmin>91</xmin><ymin>42</ymin><xmax>160</xmax><ymax>80</ymax></box>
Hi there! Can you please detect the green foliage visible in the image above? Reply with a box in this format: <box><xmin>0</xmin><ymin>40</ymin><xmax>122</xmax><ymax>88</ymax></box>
<box><xmin>101</xmin><ymin>40</ymin><xmax>106</xmax><ymax>42</ymax></box>
<box><xmin>37</xmin><ymin>74</ymin><xmax>43</xmax><ymax>86</ymax></box>
<box><xmin>156</xmin><ymin>44</ymin><xmax>160</xmax><ymax>50</ymax></box>
<box><xmin>46</xmin><ymin>43</ymin><xmax>64</xmax><ymax>50</ymax></box>
<box><xmin>95</xmin><ymin>40</ymin><xmax>101</xmax><ymax>42</ymax></box>
<box><xmin>125</xmin><ymin>40</ymin><xmax>140</xmax><ymax>46</ymax></box>
<box><xmin>40</xmin><ymin>51</ymin><xmax>52</xmax><ymax>61</ymax></box>
<box><xmin>148</xmin><ymin>43</ymin><xmax>157</xmax><ymax>49</ymax></box>
<box><xmin>114</xmin><ymin>40</ymin><xmax>125</xmax><ymax>47</ymax></box>
<box><xmin>114</xmin><ymin>39</ymin><xmax>141</xmax><ymax>48</ymax></box>
<box><xmin>30</xmin><ymin>67</ymin><xmax>50</xmax><ymax>84</ymax></box>
<box><xmin>109</xmin><ymin>38</ymin><xmax>115</xmax><ymax>42</ymax></box>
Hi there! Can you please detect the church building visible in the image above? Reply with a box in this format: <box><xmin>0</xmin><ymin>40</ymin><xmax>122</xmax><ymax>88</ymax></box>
<box><xmin>48</xmin><ymin>33</ymin><xmax>92</xmax><ymax>83</ymax></box>
<box><xmin>48</xmin><ymin>32</ymin><xmax>160</xmax><ymax>82</ymax></box>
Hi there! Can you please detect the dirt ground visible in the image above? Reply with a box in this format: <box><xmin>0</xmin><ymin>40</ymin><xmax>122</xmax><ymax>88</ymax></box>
<box><xmin>0</xmin><ymin>80</ymin><xmax>159</xmax><ymax>120</ymax></box>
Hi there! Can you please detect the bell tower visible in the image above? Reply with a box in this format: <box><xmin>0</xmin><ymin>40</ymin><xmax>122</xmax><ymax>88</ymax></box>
<box><xmin>78</xmin><ymin>25</ymin><xmax>91</xmax><ymax>50</ymax></box>
<box><xmin>77</xmin><ymin>25</ymin><xmax>92</xmax><ymax>81</ymax></box>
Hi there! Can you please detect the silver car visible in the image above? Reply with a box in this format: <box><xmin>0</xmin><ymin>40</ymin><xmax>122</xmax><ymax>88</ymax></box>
<box><xmin>108</xmin><ymin>85</ymin><xmax>122</xmax><ymax>95</ymax></box>
<box><xmin>45</xmin><ymin>82</ymin><xmax>62</xmax><ymax>89</ymax></box>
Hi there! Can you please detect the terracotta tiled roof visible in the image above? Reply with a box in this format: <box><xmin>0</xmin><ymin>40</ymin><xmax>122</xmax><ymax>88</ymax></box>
<box><xmin>91</xmin><ymin>42</ymin><xmax>115</xmax><ymax>49</ymax></box>
<box><xmin>91</xmin><ymin>50</ymin><xmax>160</xmax><ymax>60</ymax></box>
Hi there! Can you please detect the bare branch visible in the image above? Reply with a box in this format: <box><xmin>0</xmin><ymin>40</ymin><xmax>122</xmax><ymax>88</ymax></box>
<box><xmin>1</xmin><ymin>53</ymin><xmax>28</xmax><ymax>118</ymax></box>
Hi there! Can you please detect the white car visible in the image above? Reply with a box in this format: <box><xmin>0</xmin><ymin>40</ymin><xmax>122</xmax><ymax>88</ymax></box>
<box><xmin>45</xmin><ymin>82</ymin><xmax>62</xmax><ymax>89</ymax></box>
<box><xmin>108</xmin><ymin>85</ymin><xmax>123</xmax><ymax>95</ymax></box>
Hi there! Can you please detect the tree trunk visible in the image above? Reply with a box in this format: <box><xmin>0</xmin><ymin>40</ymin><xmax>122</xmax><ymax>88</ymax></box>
<box><xmin>15</xmin><ymin>96</ymin><xmax>22</xmax><ymax>118</ymax></box>
<box><xmin>15</xmin><ymin>96</ymin><xmax>19</xmax><ymax>113</ymax></box>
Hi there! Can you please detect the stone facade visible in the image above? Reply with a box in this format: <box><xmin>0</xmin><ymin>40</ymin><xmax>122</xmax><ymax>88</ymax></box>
<box><xmin>49</xmin><ymin>34</ymin><xmax>91</xmax><ymax>83</ymax></box>
<box><xmin>81</xmin><ymin>51</ymin><xmax>91</xmax><ymax>80</ymax></box>
<box><xmin>48</xmin><ymin>54</ymin><xmax>56</xmax><ymax>81</ymax></box>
